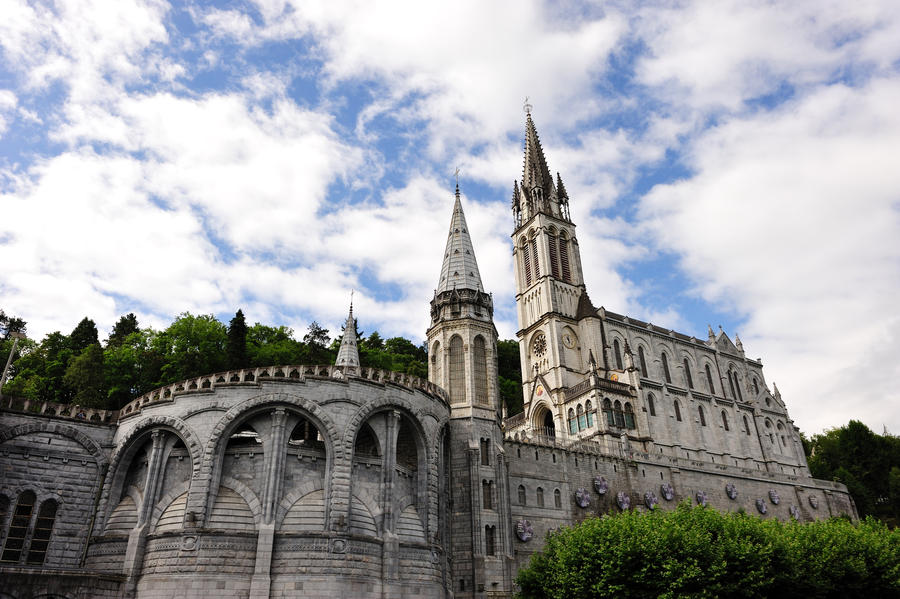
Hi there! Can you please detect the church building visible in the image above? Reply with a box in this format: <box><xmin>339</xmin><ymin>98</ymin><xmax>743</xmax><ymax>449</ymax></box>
<box><xmin>0</xmin><ymin>111</ymin><xmax>855</xmax><ymax>599</ymax></box>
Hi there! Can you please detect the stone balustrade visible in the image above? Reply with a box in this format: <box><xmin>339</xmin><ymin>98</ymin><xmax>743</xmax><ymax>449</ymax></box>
<box><xmin>118</xmin><ymin>364</ymin><xmax>449</xmax><ymax>420</ymax></box>
<box><xmin>2</xmin><ymin>395</ymin><xmax>117</xmax><ymax>424</ymax></box>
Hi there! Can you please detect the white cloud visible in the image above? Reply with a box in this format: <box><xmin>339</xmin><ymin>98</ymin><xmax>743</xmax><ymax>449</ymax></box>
<box><xmin>640</xmin><ymin>78</ymin><xmax>900</xmax><ymax>433</ymax></box>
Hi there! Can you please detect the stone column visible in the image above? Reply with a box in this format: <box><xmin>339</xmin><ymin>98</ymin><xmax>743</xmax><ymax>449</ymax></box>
<box><xmin>250</xmin><ymin>408</ymin><xmax>287</xmax><ymax>599</ymax></box>
<box><xmin>381</xmin><ymin>411</ymin><xmax>401</xmax><ymax>587</ymax></box>
<box><xmin>123</xmin><ymin>430</ymin><xmax>166</xmax><ymax>593</ymax></box>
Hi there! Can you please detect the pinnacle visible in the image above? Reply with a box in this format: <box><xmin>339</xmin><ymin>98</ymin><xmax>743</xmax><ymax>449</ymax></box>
<box><xmin>334</xmin><ymin>302</ymin><xmax>359</xmax><ymax>368</ymax></box>
<box><xmin>436</xmin><ymin>186</ymin><xmax>484</xmax><ymax>293</ymax></box>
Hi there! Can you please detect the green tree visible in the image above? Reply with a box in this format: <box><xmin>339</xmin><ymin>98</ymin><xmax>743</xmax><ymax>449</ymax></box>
<box><xmin>246</xmin><ymin>323</ymin><xmax>304</xmax><ymax>366</ymax></box>
<box><xmin>7</xmin><ymin>331</ymin><xmax>75</xmax><ymax>404</ymax></box>
<box><xmin>107</xmin><ymin>313</ymin><xmax>139</xmax><ymax>347</ymax></box>
<box><xmin>364</xmin><ymin>331</ymin><xmax>384</xmax><ymax>350</ymax></box>
<box><xmin>0</xmin><ymin>309</ymin><xmax>27</xmax><ymax>339</ymax></box>
<box><xmin>153</xmin><ymin>313</ymin><xmax>227</xmax><ymax>384</ymax></box>
<box><xmin>104</xmin><ymin>329</ymin><xmax>161</xmax><ymax>408</ymax></box>
<box><xmin>303</xmin><ymin>321</ymin><xmax>333</xmax><ymax>364</ymax></box>
<box><xmin>807</xmin><ymin>420</ymin><xmax>900</xmax><ymax>525</ymax></box>
<box><xmin>63</xmin><ymin>343</ymin><xmax>106</xmax><ymax>408</ymax></box>
<box><xmin>70</xmin><ymin>317</ymin><xmax>99</xmax><ymax>353</ymax></box>
<box><xmin>226</xmin><ymin>309</ymin><xmax>249</xmax><ymax>369</ymax></box>
<box><xmin>516</xmin><ymin>504</ymin><xmax>900</xmax><ymax>599</ymax></box>
<box><xmin>497</xmin><ymin>339</ymin><xmax>523</xmax><ymax>415</ymax></box>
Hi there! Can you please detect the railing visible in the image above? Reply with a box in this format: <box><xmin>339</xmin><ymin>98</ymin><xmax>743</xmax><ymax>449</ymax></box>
<box><xmin>564</xmin><ymin>376</ymin><xmax>634</xmax><ymax>401</ymax></box>
<box><xmin>2</xmin><ymin>395</ymin><xmax>117</xmax><ymax>424</ymax></box>
<box><xmin>118</xmin><ymin>364</ymin><xmax>449</xmax><ymax>419</ymax></box>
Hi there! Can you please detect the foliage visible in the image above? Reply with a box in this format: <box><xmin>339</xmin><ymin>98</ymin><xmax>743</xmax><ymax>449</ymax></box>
<box><xmin>807</xmin><ymin>420</ymin><xmax>900</xmax><ymax>526</ymax></box>
<box><xmin>516</xmin><ymin>504</ymin><xmax>900</xmax><ymax>599</ymax></box>
<box><xmin>226</xmin><ymin>310</ymin><xmax>249</xmax><ymax>369</ymax></box>
<box><xmin>497</xmin><ymin>339</ymin><xmax>523</xmax><ymax>415</ymax></box>
<box><xmin>69</xmin><ymin>317</ymin><xmax>99</xmax><ymax>353</ymax></box>
<box><xmin>0</xmin><ymin>309</ymin><xmax>27</xmax><ymax>339</ymax></box>
<box><xmin>63</xmin><ymin>343</ymin><xmax>106</xmax><ymax>408</ymax></box>
<box><xmin>107</xmin><ymin>313</ymin><xmax>139</xmax><ymax>347</ymax></box>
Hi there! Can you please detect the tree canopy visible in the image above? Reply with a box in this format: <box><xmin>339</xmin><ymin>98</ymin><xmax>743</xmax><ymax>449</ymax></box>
<box><xmin>516</xmin><ymin>504</ymin><xmax>900</xmax><ymax>599</ymax></box>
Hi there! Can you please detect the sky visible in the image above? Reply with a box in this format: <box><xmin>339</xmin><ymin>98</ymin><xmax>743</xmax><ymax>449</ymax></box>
<box><xmin>1</xmin><ymin>0</ymin><xmax>898</xmax><ymax>435</ymax></box>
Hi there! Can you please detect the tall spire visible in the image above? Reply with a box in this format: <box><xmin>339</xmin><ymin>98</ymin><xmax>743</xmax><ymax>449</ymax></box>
<box><xmin>521</xmin><ymin>112</ymin><xmax>555</xmax><ymax>208</ymax></box>
<box><xmin>334</xmin><ymin>298</ymin><xmax>359</xmax><ymax>369</ymax></box>
<box><xmin>436</xmin><ymin>185</ymin><xmax>484</xmax><ymax>293</ymax></box>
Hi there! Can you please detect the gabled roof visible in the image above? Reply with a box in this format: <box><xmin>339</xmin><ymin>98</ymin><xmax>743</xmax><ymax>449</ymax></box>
<box><xmin>436</xmin><ymin>186</ymin><xmax>484</xmax><ymax>293</ymax></box>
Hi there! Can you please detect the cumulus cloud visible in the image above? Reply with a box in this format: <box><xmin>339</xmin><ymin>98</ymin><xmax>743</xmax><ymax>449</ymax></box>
<box><xmin>640</xmin><ymin>78</ymin><xmax>900</xmax><ymax>433</ymax></box>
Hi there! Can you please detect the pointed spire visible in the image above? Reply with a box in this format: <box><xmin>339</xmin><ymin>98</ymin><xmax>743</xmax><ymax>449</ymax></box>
<box><xmin>735</xmin><ymin>333</ymin><xmax>744</xmax><ymax>352</ymax></box>
<box><xmin>556</xmin><ymin>172</ymin><xmax>568</xmax><ymax>200</ymax></box>
<box><xmin>707</xmin><ymin>324</ymin><xmax>715</xmax><ymax>340</ymax></box>
<box><xmin>335</xmin><ymin>299</ymin><xmax>359</xmax><ymax>369</ymax></box>
<box><xmin>436</xmin><ymin>185</ymin><xmax>484</xmax><ymax>293</ymax></box>
<box><xmin>522</xmin><ymin>112</ymin><xmax>555</xmax><ymax>207</ymax></box>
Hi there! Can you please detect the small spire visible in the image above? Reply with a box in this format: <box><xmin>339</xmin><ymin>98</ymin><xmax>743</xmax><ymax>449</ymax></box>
<box><xmin>707</xmin><ymin>324</ymin><xmax>715</xmax><ymax>339</ymax></box>
<box><xmin>623</xmin><ymin>341</ymin><xmax>633</xmax><ymax>355</ymax></box>
<box><xmin>335</xmin><ymin>299</ymin><xmax>359</xmax><ymax>369</ymax></box>
<box><xmin>735</xmin><ymin>333</ymin><xmax>744</xmax><ymax>352</ymax></box>
<box><xmin>436</xmin><ymin>184</ymin><xmax>484</xmax><ymax>293</ymax></box>
<box><xmin>556</xmin><ymin>172</ymin><xmax>568</xmax><ymax>199</ymax></box>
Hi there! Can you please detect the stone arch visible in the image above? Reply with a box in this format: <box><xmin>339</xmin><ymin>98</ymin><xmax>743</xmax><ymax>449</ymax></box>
<box><xmin>150</xmin><ymin>480</ymin><xmax>191</xmax><ymax>531</ymax></box>
<box><xmin>98</xmin><ymin>416</ymin><xmax>201</xmax><ymax>530</ymax></box>
<box><xmin>0</xmin><ymin>422</ymin><xmax>107</xmax><ymax>467</ymax></box>
<box><xmin>208</xmin><ymin>476</ymin><xmax>262</xmax><ymax>529</ymax></box>
<box><xmin>340</xmin><ymin>392</ymin><xmax>446</xmax><ymax>538</ymax></box>
<box><xmin>198</xmin><ymin>392</ymin><xmax>340</xmax><ymax>524</ymax></box>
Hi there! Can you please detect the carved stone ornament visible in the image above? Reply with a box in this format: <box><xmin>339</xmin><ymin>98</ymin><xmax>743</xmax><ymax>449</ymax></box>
<box><xmin>515</xmin><ymin>519</ymin><xmax>534</xmax><ymax>542</ymax></box>
<box><xmin>332</xmin><ymin>538</ymin><xmax>347</xmax><ymax>554</ymax></box>
<box><xmin>660</xmin><ymin>482</ymin><xmax>675</xmax><ymax>501</ymax></box>
<box><xmin>695</xmin><ymin>490</ymin><xmax>708</xmax><ymax>507</ymax></box>
<box><xmin>725</xmin><ymin>483</ymin><xmax>738</xmax><ymax>500</ymax></box>
<box><xmin>789</xmin><ymin>505</ymin><xmax>800</xmax><ymax>520</ymax></box>
<box><xmin>769</xmin><ymin>489</ymin><xmax>780</xmax><ymax>505</ymax></box>
<box><xmin>756</xmin><ymin>499</ymin><xmax>767</xmax><ymax>514</ymax></box>
<box><xmin>575</xmin><ymin>487</ymin><xmax>591</xmax><ymax>508</ymax></box>
<box><xmin>644</xmin><ymin>491</ymin><xmax>658</xmax><ymax>509</ymax></box>
<box><xmin>616</xmin><ymin>491</ymin><xmax>631</xmax><ymax>510</ymax></box>
<box><xmin>808</xmin><ymin>495</ymin><xmax>819</xmax><ymax>509</ymax></box>
<box><xmin>181</xmin><ymin>535</ymin><xmax>198</xmax><ymax>551</ymax></box>
<box><xmin>593</xmin><ymin>476</ymin><xmax>609</xmax><ymax>495</ymax></box>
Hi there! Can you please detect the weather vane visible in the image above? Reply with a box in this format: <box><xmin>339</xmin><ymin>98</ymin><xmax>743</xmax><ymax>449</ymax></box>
<box><xmin>523</xmin><ymin>96</ymin><xmax>532</xmax><ymax>114</ymax></box>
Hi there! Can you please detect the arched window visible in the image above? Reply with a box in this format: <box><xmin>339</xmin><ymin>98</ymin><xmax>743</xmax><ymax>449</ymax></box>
<box><xmin>777</xmin><ymin>422</ymin><xmax>786</xmax><ymax>448</ymax></box>
<box><xmin>624</xmin><ymin>403</ymin><xmax>636</xmax><ymax>429</ymax></box>
<box><xmin>603</xmin><ymin>399</ymin><xmax>614</xmax><ymax>426</ymax></box>
<box><xmin>705</xmin><ymin>364</ymin><xmax>715</xmax><ymax>394</ymax></box>
<box><xmin>521</xmin><ymin>238</ymin><xmax>533</xmax><ymax>287</ymax></box>
<box><xmin>698</xmin><ymin>405</ymin><xmax>707</xmax><ymax>426</ymax></box>
<box><xmin>482</xmin><ymin>480</ymin><xmax>493</xmax><ymax>510</ymax></box>
<box><xmin>585</xmin><ymin>400</ymin><xmax>594</xmax><ymax>427</ymax></box>
<box><xmin>548</xmin><ymin>230</ymin><xmax>560</xmax><ymax>278</ymax></box>
<box><xmin>614</xmin><ymin>339</ymin><xmax>623</xmax><ymax>369</ymax></box>
<box><xmin>721</xmin><ymin>411</ymin><xmax>730</xmax><ymax>431</ymax></box>
<box><xmin>727</xmin><ymin>369</ymin><xmax>737</xmax><ymax>399</ymax></box>
<box><xmin>537</xmin><ymin>487</ymin><xmax>545</xmax><ymax>507</ymax></box>
<box><xmin>26</xmin><ymin>499</ymin><xmax>57</xmax><ymax>565</ymax></box>
<box><xmin>568</xmin><ymin>408</ymin><xmax>577</xmax><ymax>434</ymax></box>
<box><xmin>554</xmin><ymin>488</ymin><xmax>562</xmax><ymax>508</ymax></box>
<box><xmin>1</xmin><ymin>491</ymin><xmax>35</xmax><ymax>563</ymax></box>
<box><xmin>733</xmin><ymin>371</ymin><xmax>744</xmax><ymax>401</ymax></box>
<box><xmin>473</xmin><ymin>335</ymin><xmax>489</xmax><ymax>406</ymax></box>
<box><xmin>647</xmin><ymin>393</ymin><xmax>656</xmax><ymax>416</ymax></box>
<box><xmin>743</xmin><ymin>415</ymin><xmax>751</xmax><ymax>435</ymax></box>
<box><xmin>559</xmin><ymin>232</ymin><xmax>571</xmax><ymax>282</ymax></box>
<box><xmin>480</xmin><ymin>438</ymin><xmax>491</xmax><ymax>466</ymax></box>
<box><xmin>485</xmin><ymin>525</ymin><xmax>496</xmax><ymax>556</ymax></box>
<box><xmin>638</xmin><ymin>346</ymin><xmax>648</xmax><ymax>376</ymax></box>
<box><xmin>614</xmin><ymin>401</ymin><xmax>625</xmax><ymax>428</ymax></box>
<box><xmin>662</xmin><ymin>353</ymin><xmax>671</xmax><ymax>383</ymax></box>
<box><xmin>674</xmin><ymin>400</ymin><xmax>682</xmax><ymax>422</ymax></box>
<box><xmin>448</xmin><ymin>335</ymin><xmax>465</xmax><ymax>404</ymax></box>
<box><xmin>518</xmin><ymin>485</ymin><xmax>526</xmax><ymax>505</ymax></box>
<box><xmin>683</xmin><ymin>358</ymin><xmax>694</xmax><ymax>389</ymax></box>
<box><xmin>753</xmin><ymin>378</ymin><xmax>760</xmax><ymax>395</ymax></box>
<box><xmin>577</xmin><ymin>404</ymin><xmax>586</xmax><ymax>430</ymax></box>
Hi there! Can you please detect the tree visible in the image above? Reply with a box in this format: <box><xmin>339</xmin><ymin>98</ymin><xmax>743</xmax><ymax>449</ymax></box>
<box><xmin>364</xmin><ymin>331</ymin><xmax>384</xmax><ymax>350</ymax></box>
<box><xmin>70</xmin><ymin>317</ymin><xmax>99</xmax><ymax>353</ymax></box>
<box><xmin>807</xmin><ymin>420</ymin><xmax>900</xmax><ymax>526</ymax></box>
<box><xmin>497</xmin><ymin>339</ymin><xmax>523</xmax><ymax>415</ymax></box>
<box><xmin>226</xmin><ymin>309</ymin><xmax>249</xmax><ymax>369</ymax></box>
<box><xmin>107</xmin><ymin>313</ymin><xmax>139</xmax><ymax>347</ymax></box>
<box><xmin>0</xmin><ymin>309</ymin><xmax>27</xmax><ymax>339</ymax></box>
<box><xmin>246</xmin><ymin>323</ymin><xmax>304</xmax><ymax>366</ymax></box>
<box><xmin>303</xmin><ymin>321</ymin><xmax>333</xmax><ymax>364</ymax></box>
<box><xmin>516</xmin><ymin>504</ymin><xmax>900</xmax><ymax>599</ymax></box>
<box><xmin>154</xmin><ymin>313</ymin><xmax>227</xmax><ymax>384</ymax></box>
<box><xmin>63</xmin><ymin>343</ymin><xmax>106</xmax><ymax>408</ymax></box>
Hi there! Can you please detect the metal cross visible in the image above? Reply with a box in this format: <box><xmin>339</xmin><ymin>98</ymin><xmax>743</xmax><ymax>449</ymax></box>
<box><xmin>523</xmin><ymin>96</ymin><xmax>532</xmax><ymax>114</ymax></box>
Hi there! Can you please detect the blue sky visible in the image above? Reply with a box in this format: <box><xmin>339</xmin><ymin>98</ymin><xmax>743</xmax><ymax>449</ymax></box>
<box><xmin>1</xmin><ymin>0</ymin><xmax>899</xmax><ymax>434</ymax></box>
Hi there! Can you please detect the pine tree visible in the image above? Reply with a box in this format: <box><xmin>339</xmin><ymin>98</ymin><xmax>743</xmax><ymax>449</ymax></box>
<box><xmin>227</xmin><ymin>309</ymin><xmax>249</xmax><ymax>369</ymax></box>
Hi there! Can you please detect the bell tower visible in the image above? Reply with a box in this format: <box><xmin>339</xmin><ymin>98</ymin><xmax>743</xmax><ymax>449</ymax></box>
<box><xmin>427</xmin><ymin>184</ymin><xmax>512</xmax><ymax>597</ymax></box>
<box><xmin>512</xmin><ymin>108</ymin><xmax>604</xmax><ymax>431</ymax></box>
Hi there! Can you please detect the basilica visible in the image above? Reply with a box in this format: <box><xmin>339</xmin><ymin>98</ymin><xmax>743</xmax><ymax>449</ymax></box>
<box><xmin>0</xmin><ymin>112</ymin><xmax>855</xmax><ymax>598</ymax></box>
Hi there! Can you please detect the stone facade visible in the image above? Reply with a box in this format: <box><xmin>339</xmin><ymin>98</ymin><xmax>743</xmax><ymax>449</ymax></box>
<box><xmin>0</xmin><ymin>112</ymin><xmax>855</xmax><ymax>598</ymax></box>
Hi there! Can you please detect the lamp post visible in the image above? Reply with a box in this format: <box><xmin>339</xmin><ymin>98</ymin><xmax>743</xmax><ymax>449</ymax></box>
<box><xmin>1</xmin><ymin>330</ymin><xmax>26</xmax><ymax>404</ymax></box>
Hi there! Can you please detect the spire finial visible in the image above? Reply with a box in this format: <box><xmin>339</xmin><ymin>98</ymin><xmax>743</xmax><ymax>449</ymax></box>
<box><xmin>454</xmin><ymin>166</ymin><xmax>460</xmax><ymax>197</ymax></box>
<box><xmin>523</xmin><ymin>96</ymin><xmax>532</xmax><ymax>115</ymax></box>
<box><xmin>349</xmin><ymin>289</ymin><xmax>354</xmax><ymax>315</ymax></box>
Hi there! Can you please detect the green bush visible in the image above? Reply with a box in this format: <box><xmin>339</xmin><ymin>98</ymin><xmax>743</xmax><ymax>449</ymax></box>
<box><xmin>516</xmin><ymin>503</ymin><xmax>900</xmax><ymax>599</ymax></box>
